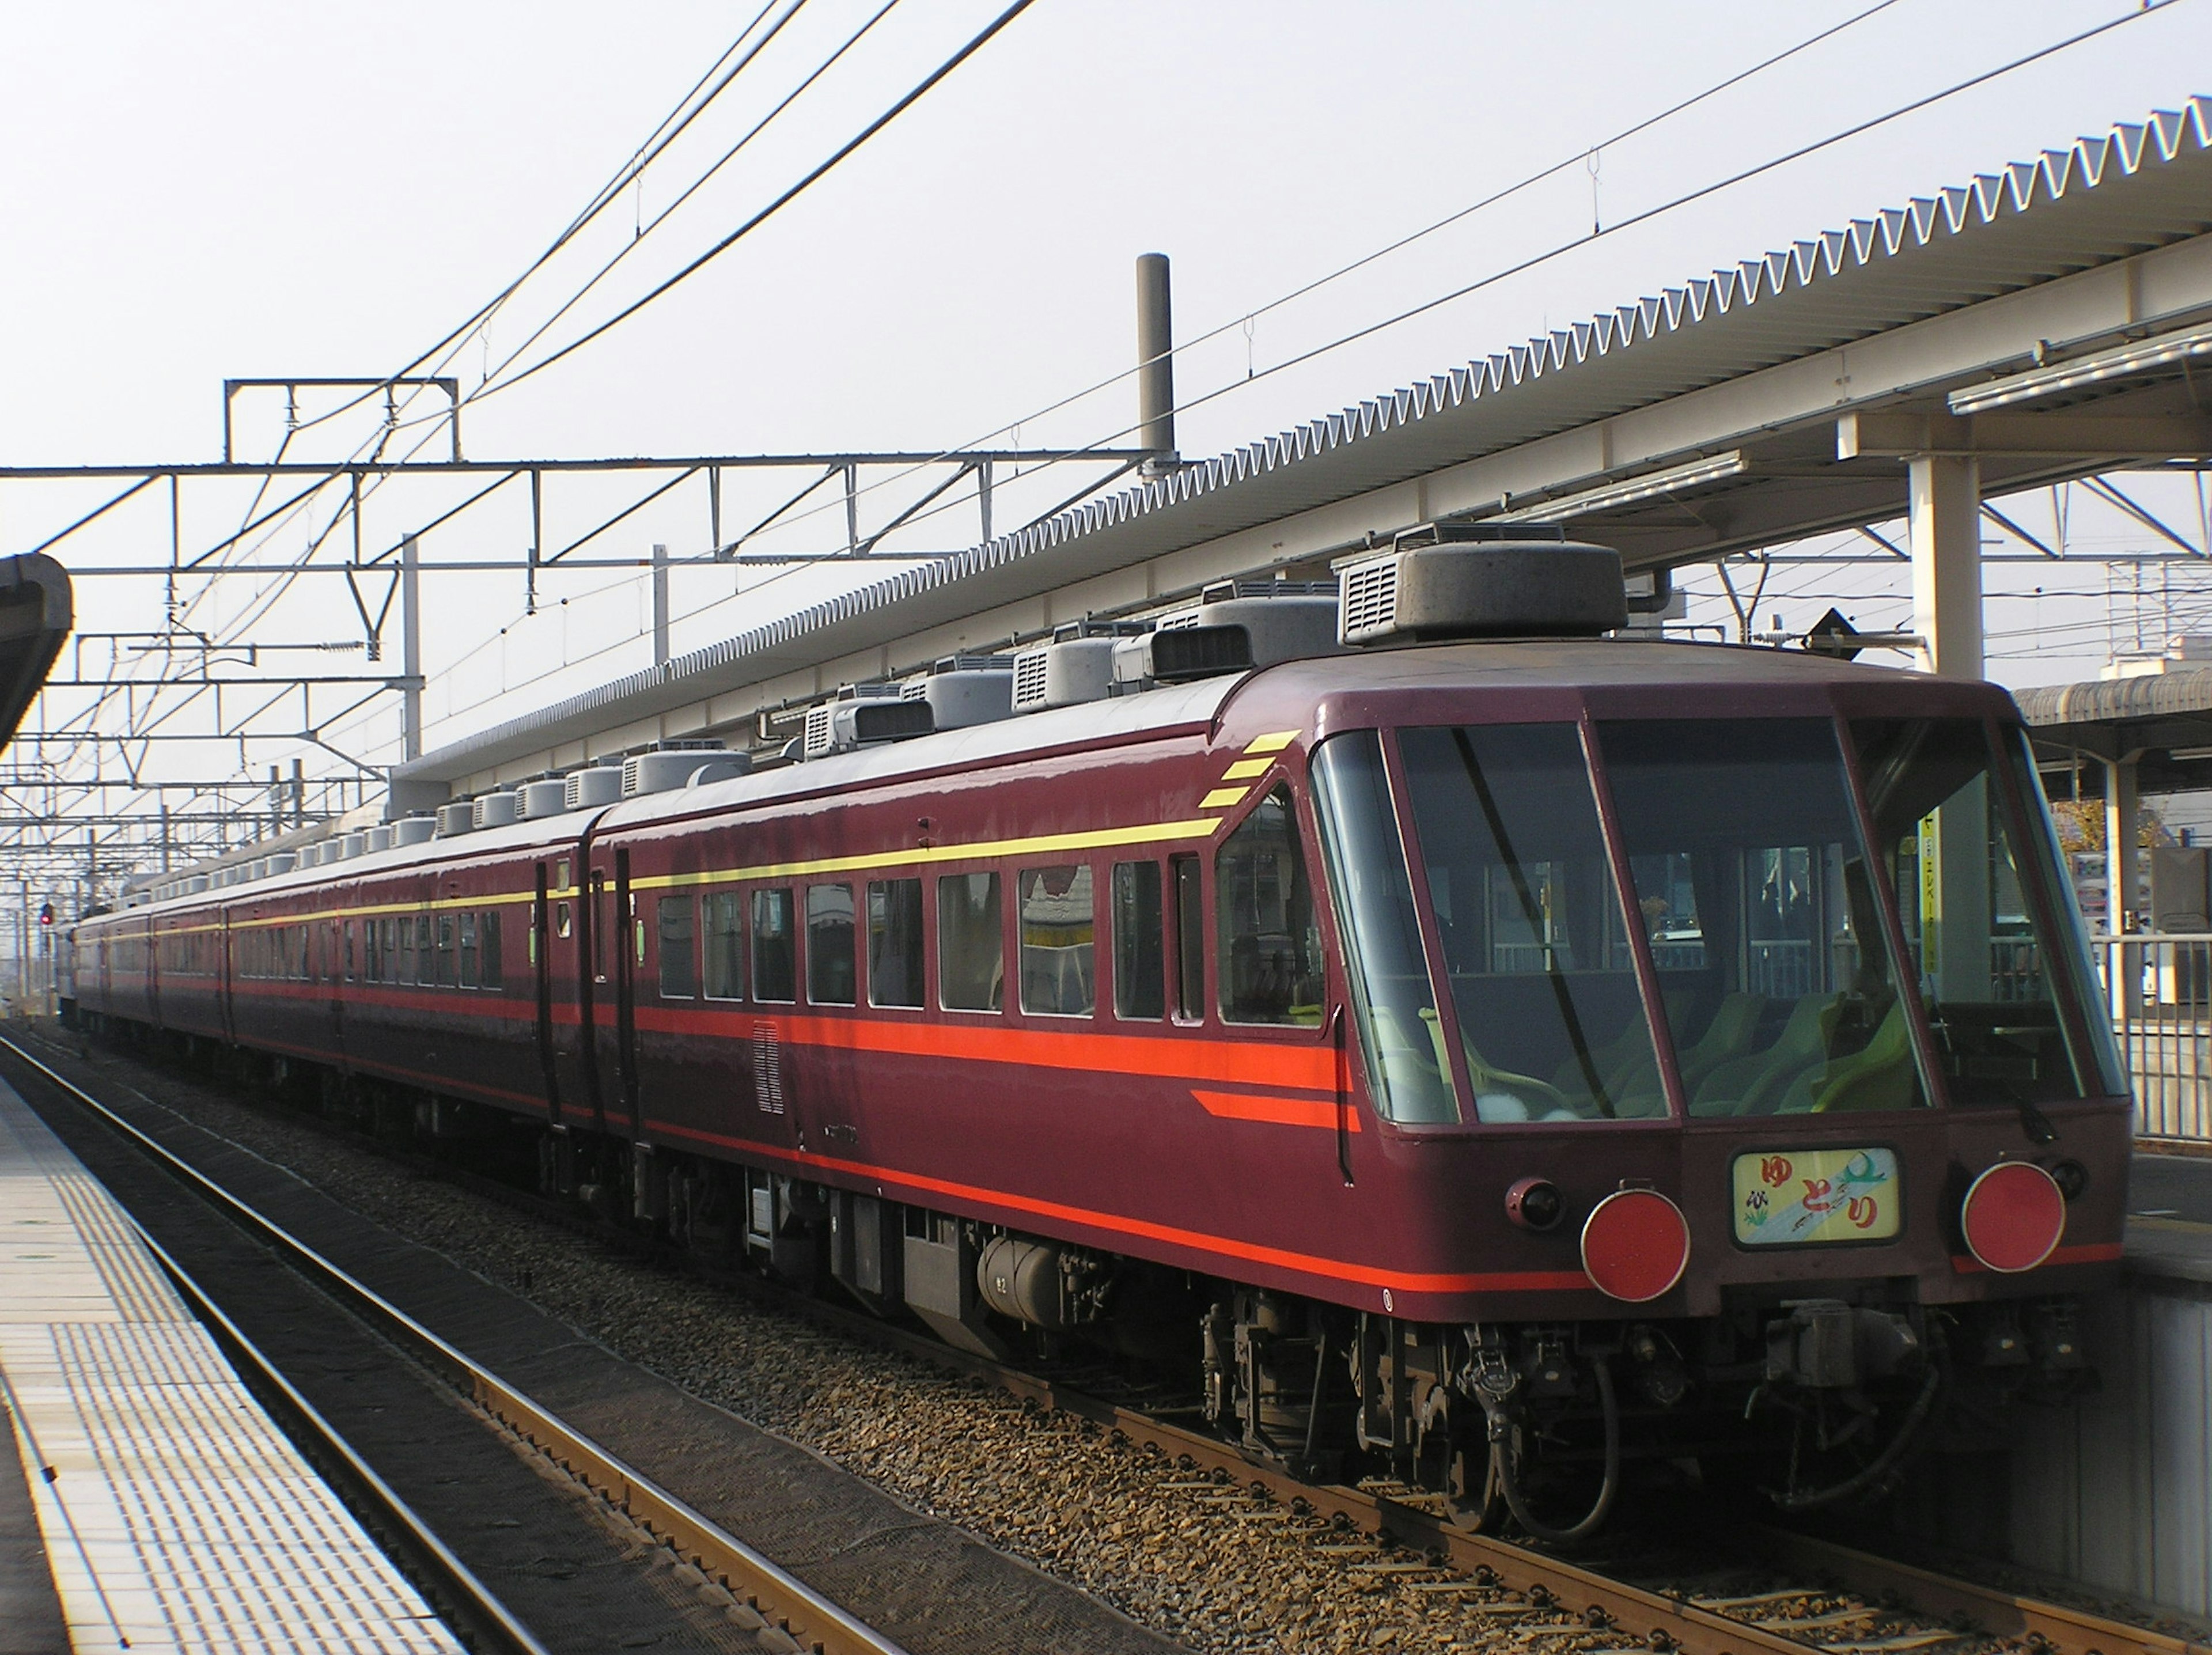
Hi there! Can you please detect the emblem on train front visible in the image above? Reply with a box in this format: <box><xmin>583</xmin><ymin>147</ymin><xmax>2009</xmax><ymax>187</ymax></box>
<box><xmin>1731</xmin><ymin>1147</ymin><xmax>1900</xmax><ymax>1244</ymax></box>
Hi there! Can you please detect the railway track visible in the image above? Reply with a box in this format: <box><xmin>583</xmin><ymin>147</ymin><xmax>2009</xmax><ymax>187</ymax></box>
<box><xmin>20</xmin><ymin>1026</ymin><xmax>2209</xmax><ymax>1655</ymax></box>
<box><xmin>1</xmin><ymin>1033</ymin><xmax>907</xmax><ymax>1655</ymax></box>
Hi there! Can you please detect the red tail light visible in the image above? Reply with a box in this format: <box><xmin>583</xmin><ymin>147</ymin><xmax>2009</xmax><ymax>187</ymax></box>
<box><xmin>1581</xmin><ymin>1189</ymin><xmax>1690</xmax><ymax>1303</ymax></box>
<box><xmin>1960</xmin><ymin>1161</ymin><xmax>2066</xmax><ymax>1273</ymax></box>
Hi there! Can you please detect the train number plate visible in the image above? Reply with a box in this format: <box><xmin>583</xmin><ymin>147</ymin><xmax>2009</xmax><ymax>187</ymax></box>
<box><xmin>1732</xmin><ymin>1148</ymin><xmax>1900</xmax><ymax>1245</ymax></box>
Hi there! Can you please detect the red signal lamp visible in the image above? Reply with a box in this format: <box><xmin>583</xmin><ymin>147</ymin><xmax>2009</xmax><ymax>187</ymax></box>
<box><xmin>1960</xmin><ymin>1160</ymin><xmax>2066</xmax><ymax>1273</ymax></box>
<box><xmin>1580</xmin><ymin>1188</ymin><xmax>1690</xmax><ymax>1303</ymax></box>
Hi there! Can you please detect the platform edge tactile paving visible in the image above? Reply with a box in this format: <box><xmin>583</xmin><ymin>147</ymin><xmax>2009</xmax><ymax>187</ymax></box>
<box><xmin>0</xmin><ymin>1077</ymin><xmax>463</xmax><ymax>1654</ymax></box>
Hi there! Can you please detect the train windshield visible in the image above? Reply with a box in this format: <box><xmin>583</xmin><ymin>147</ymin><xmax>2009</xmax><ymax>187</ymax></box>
<box><xmin>1849</xmin><ymin>718</ymin><xmax>2124</xmax><ymax>1105</ymax></box>
<box><xmin>1596</xmin><ymin>720</ymin><xmax>1922</xmax><ymax>1118</ymax></box>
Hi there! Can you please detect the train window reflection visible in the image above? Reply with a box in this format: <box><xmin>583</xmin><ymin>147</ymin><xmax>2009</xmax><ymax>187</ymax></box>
<box><xmin>937</xmin><ymin>872</ymin><xmax>1003</xmax><ymax>1012</ymax></box>
<box><xmin>1312</xmin><ymin>732</ymin><xmax>1456</xmax><ymax>1123</ymax></box>
<box><xmin>1597</xmin><ymin>719</ymin><xmax>1922</xmax><ymax>1117</ymax></box>
<box><xmin>807</xmin><ymin>883</ymin><xmax>857</xmax><ymax>1006</ymax></box>
<box><xmin>868</xmin><ymin>878</ymin><xmax>925</xmax><ymax>1009</ymax></box>
<box><xmin>703</xmin><ymin>892</ymin><xmax>744</xmax><ymax>1000</ymax></box>
<box><xmin>1216</xmin><ymin>789</ymin><xmax>1324</xmax><ymax>1027</ymax></box>
<box><xmin>1852</xmin><ymin>717</ymin><xmax>2122</xmax><ymax>1104</ymax></box>
<box><xmin>1400</xmin><ymin>725</ymin><xmax>1657</xmax><ymax>1122</ymax></box>
<box><xmin>657</xmin><ymin>896</ymin><xmax>696</xmax><ymax>999</ymax></box>
<box><xmin>752</xmin><ymin>889</ymin><xmax>796</xmax><ymax>1003</ymax></box>
<box><xmin>1112</xmin><ymin>862</ymin><xmax>1165</xmax><ymax>1020</ymax></box>
<box><xmin>1020</xmin><ymin>865</ymin><xmax>1095</xmax><ymax>1017</ymax></box>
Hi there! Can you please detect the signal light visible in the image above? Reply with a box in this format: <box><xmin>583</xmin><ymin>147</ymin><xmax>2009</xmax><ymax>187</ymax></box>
<box><xmin>37</xmin><ymin>903</ymin><xmax>52</xmax><ymax>929</ymax></box>
<box><xmin>1580</xmin><ymin>1188</ymin><xmax>1690</xmax><ymax>1303</ymax></box>
<box><xmin>1960</xmin><ymin>1161</ymin><xmax>2066</xmax><ymax>1273</ymax></box>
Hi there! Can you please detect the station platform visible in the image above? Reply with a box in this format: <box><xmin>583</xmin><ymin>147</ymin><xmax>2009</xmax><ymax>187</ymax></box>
<box><xmin>0</xmin><ymin>1078</ymin><xmax>461</xmax><ymax>1653</ymax></box>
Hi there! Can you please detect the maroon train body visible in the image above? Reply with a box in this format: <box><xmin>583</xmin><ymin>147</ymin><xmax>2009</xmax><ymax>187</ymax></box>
<box><xmin>71</xmin><ymin>633</ymin><xmax>2131</xmax><ymax>1532</ymax></box>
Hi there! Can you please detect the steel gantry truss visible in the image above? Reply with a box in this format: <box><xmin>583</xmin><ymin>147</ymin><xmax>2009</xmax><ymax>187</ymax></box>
<box><xmin>0</xmin><ymin>384</ymin><xmax>1153</xmax><ymax>916</ymax></box>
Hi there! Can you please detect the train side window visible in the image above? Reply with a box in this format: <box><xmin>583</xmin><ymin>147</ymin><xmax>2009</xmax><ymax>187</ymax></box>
<box><xmin>751</xmin><ymin>888</ymin><xmax>796</xmax><ymax>1003</ymax></box>
<box><xmin>867</xmin><ymin>878</ymin><xmax>925</xmax><ymax>1008</ymax></box>
<box><xmin>807</xmin><ymin>883</ymin><xmax>857</xmax><ymax>1006</ymax></box>
<box><xmin>459</xmin><ymin>912</ymin><xmax>480</xmax><ymax>989</ymax></box>
<box><xmin>1018</xmin><ymin>865</ymin><xmax>1095</xmax><ymax>1017</ymax></box>
<box><xmin>556</xmin><ymin>900</ymin><xmax>573</xmax><ymax>940</ymax></box>
<box><xmin>937</xmin><ymin>872</ymin><xmax>1002</xmax><ymax>1012</ymax></box>
<box><xmin>416</xmin><ymin>915</ymin><xmax>435</xmax><ymax>987</ymax></box>
<box><xmin>1172</xmin><ymin>855</ymin><xmax>1204</xmax><ymax>1021</ymax></box>
<box><xmin>1112</xmin><ymin>862</ymin><xmax>1165</xmax><ymax>1020</ymax></box>
<box><xmin>344</xmin><ymin>921</ymin><xmax>357</xmax><ymax>982</ymax></box>
<box><xmin>1215</xmin><ymin>787</ymin><xmax>1324</xmax><ymax>1026</ymax></box>
<box><xmin>436</xmin><ymin>915</ymin><xmax>457</xmax><ymax>987</ymax></box>
<box><xmin>480</xmin><ymin>911</ymin><xmax>502</xmax><ymax>990</ymax></box>
<box><xmin>658</xmin><ymin>896</ymin><xmax>697</xmax><ymax>998</ymax></box>
<box><xmin>703</xmin><ymin>892</ymin><xmax>744</xmax><ymax>999</ymax></box>
<box><xmin>399</xmin><ymin>919</ymin><xmax>416</xmax><ymax>985</ymax></box>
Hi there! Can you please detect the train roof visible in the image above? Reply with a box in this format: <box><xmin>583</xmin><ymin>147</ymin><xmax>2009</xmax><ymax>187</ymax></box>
<box><xmin>107</xmin><ymin>636</ymin><xmax>2015</xmax><ymax>923</ymax></box>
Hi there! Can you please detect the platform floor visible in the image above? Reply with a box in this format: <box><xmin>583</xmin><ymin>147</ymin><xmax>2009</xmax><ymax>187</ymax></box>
<box><xmin>0</xmin><ymin>1078</ymin><xmax>461</xmax><ymax>1654</ymax></box>
<box><xmin>2126</xmin><ymin>1147</ymin><xmax>2212</xmax><ymax>1281</ymax></box>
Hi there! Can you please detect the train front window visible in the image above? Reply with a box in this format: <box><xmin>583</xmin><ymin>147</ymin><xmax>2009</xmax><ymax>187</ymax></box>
<box><xmin>1851</xmin><ymin>717</ymin><xmax>2123</xmax><ymax>1105</ymax></box>
<box><xmin>1397</xmin><ymin>725</ymin><xmax>1661</xmax><ymax>1123</ymax></box>
<box><xmin>1596</xmin><ymin>719</ymin><xmax>1923</xmax><ymax>1118</ymax></box>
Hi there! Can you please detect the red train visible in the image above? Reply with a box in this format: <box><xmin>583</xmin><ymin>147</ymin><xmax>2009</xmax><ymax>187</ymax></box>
<box><xmin>70</xmin><ymin>535</ymin><xmax>2128</xmax><ymax>1536</ymax></box>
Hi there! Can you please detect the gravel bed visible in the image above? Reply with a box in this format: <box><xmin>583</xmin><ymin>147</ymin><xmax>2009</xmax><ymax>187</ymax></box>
<box><xmin>42</xmin><ymin>1034</ymin><xmax>1707</xmax><ymax>1654</ymax></box>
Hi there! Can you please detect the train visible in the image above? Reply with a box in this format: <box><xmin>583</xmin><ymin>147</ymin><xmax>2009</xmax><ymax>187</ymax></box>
<box><xmin>69</xmin><ymin>531</ymin><xmax>2129</xmax><ymax>1539</ymax></box>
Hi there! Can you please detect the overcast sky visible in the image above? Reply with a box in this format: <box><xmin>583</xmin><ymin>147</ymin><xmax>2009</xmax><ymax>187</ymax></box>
<box><xmin>2</xmin><ymin>0</ymin><xmax>2208</xmax><ymax>805</ymax></box>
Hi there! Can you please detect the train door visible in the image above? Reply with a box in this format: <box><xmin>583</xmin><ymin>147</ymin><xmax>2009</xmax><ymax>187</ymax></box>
<box><xmin>552</xmin><ymin>846</ymin><xmax>603</xmax><ymax>1132</ymax></box>
<box><xmin>218</xmin><ymin>912</ymin><xmax>236</xmax><ymax>1044</ymax></box>
<box><xmin>327</xmin><ymin>915</ymin><xmax>347</xmax><ymax>1066</ymax></box>
<box><xmin>533</xmin><ymin>861</ymin><xmax>562</xmax><ymax>1126</ymax></box>
<box><xmin>585</xmin><ymin>849</ymin><xmax>638</xmax><ymax>1131</ymax></box>
<box><xmin>145</xmin><ymin>915</ymin><xmax>161</xmax><ymax>1027</ymax></box>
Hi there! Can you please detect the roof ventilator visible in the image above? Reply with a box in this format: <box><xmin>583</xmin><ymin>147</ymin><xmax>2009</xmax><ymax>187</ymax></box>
<box><xmin>392</xmin><ymin>817</ymin><xmax>436</xmax><ymax>847</ymax></box>
<box><xmin>565</xmin><ymin>766</ymin><xmax>625</xmax><ymax>810</ymax></box>
<box><xmin>472</xmin><ymin>791</ymin><xmax>521</xmax><ymax>829</ymax></box>
<box><xmin>435</xmin><ymin>802</ymin><xmax>476</xmax><ymax>836</ymax></box>
<box><xmin>1336</xmin><ymin>523</ymin><xmax>1626</xmax><ymax>646</ymax></box>
<box><xmin>1012</xmin><ymin>622</ymin><xmax>1149</xmax><ymax>713</ymax></box>
<box><xmin>803</xmin><ymin>683</ymin><xmax>933</xmax><ymax>759</ymax></box>
<box><xmin>623</xmin><ymin>740</ymin><xmax>748</xmax><ymax>798</ymax></box>
<box><xmin>341</xmin><ymin>831</ymin><xmax>368</xmax><ymax>859</ymax></box>
<box><xmin>517</xmin><ymin>778</ymin><xmax>569</xmax><ymax>819</ymax></box>
<box><xmin>901</xmin><ymin>655</ymin><xmax>1015</xmax><ymax>729</ymax></box>
<box><xmin>1111</xmin><ymin>580</ymin><xmax>1340</xmax><ymax>693</ymax></box>
<box><xmin>365</xmin><ymin>827</ymin><xmax>393</xmax><ymax>853</ymax></box>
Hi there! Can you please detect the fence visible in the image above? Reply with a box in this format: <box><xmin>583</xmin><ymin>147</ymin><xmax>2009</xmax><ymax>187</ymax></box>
<box><xmin>2097</xmin><ymin>933</ymin><xmax>2212</xmax><ymax>1141</ymax></box>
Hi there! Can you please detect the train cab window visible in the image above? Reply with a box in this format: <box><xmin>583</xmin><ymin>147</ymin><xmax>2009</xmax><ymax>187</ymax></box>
<box><xmin>1400</xmin><ymin>726</ymin><xmax>1659</xmax><ymax>1123</ymax></box>
<box><xmin>480</xmin><ymin>910</ymin><xmax>502</xmax><ymax>990</ymax></box>
<box><xmin>1018</xmin><ymin>866</ymin><xmax>1095</xmax><ymax>1017</ymax></box>
<box><xmin>1111</xmin><ymin>862</ymin><xmax>1165</xmax><ymax>1020</ymax></box>
<box><xmin>807</xmin><ymin>884</ymin><xmax>857</xmax><ymax>1006</ymax></box>
<box><xmin>752</xmin><ymin>889</ymin><xmax>797</xmax><ymax>1002</ymax></box>
<box><xmin>1851</xmin><ymin>718</ymin><xmax>2123</xmax><ymax>1105</ymax></box>
<box><xmin>1172</xmin><ymin>855</ymin><xmax>1203</xmax><ymax>1021</ymax></box>
<box><xmin>867</xmin><ymin>878</ymin><xmax>925</xmax><ymax>1009</ymax></box>
<box><xmin>1215</xmin><ymin>789</ymin><xmax>1323</xmax><ymax>1027</ymax></box>
<box><xmin>658</xmin><ymin>896</ymin><xmax>698</xmax><ymax>998</ymax></box>
<box><xmin>704</xmin><ymin>892</ymin><xmax>744</xmax><ymax>999</ymax></box>
<box><xmin>1596</xmin><ymin>718</ymin><xmax>1926</xmax><ymax>1119</ymax></box>
<box><xmin>1311</xmin><ymin>733</ymin><xmax>1457</xmax><ymax>1123</ymax></box>
<box><xmin>937</xmin><ymin>872</ymin><xmax>1002</xmax><ymax>1012</ymax></box>
<box><xmin>459</xmin><ymin>913</ymin><xmax>480</xmax><ymax>989</ymax></box>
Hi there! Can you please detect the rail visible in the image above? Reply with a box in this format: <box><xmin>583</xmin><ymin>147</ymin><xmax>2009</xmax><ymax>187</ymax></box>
<box><xmin>2095</xmin><ymin>933</ymin><xmax>2212</xmax><ymax>1141</ymax></box>
<box><xmin>0</xmin><ymin>1034</ymin><xmax>908</xmax><ymax>1655</ymax></box>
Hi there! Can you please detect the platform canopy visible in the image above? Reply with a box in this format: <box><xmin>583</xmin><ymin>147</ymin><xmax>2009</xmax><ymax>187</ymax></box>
<box><xmin>398</xmin><ymin>98</ymin><xmax>2212</xmax><ymax>802</ymax></box>
<box><xmin>2018</xmin><ymin>670</ymin><xmax>2212</xmax><ymax>798</ymax></box>
<box><xmin>0</xmin><ymin>554</ymin><xmax>73</xmax><ymax>751</ymax></box>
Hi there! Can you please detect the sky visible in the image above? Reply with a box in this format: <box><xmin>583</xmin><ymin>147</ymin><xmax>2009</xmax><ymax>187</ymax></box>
<box><xmin>2</xmin><ymin>0</ymin><xmax>2210</xmax><ymax>861</ymax></box>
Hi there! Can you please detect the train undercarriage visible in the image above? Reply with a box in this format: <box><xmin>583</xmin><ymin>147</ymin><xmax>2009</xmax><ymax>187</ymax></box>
<box><xmin>87</xmin><ymin>1015</ymin><xmax>2094</xmax><ymax>1542</ymax></box>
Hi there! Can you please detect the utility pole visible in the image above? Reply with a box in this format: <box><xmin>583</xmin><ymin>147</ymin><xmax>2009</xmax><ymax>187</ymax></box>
<box><xmin>652</xmin><ymin>541</ymin><xmax>671</xmax><ymax>669</ymax></box>
<box><xmin>402</xmin><ymin>532</ymin><xmax>423</xmax><ymax>762</ymax></box>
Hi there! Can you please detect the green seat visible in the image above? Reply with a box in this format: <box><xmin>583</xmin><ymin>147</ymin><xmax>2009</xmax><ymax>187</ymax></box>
<box><xmin>1693</xmin><ymin>993</ymin><xmax>1842</xmax><ymax>1117</ymax></box>
<box><xmin>1417</xmin><ymin>1006</ymin><xmax>1581</xmax><ymax>1122</ymax></box>
<box><xmin>1790</xmin><ymin>999</ymin><xmax>1914</xmax><ymax>1114</ymax></box>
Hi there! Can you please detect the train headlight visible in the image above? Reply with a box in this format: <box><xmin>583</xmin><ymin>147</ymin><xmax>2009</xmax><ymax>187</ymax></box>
<box><xmin>1580</xmin><ymin>1189</ymin><xmax>1690</xmax><ymax>1303</ymax></box>
<box><xmin>1505</xmin><ymin>1176</ymin><xmax>1565</xmax><ymax>1232</ymax></box>
<box><xmin>1960</xmin><ymin>1160</ymin><xmax>2067</xmax><ymax>1273</ymax></box>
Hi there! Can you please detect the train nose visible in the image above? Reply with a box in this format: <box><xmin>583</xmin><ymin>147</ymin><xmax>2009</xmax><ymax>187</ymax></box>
<box><xmin>1579</xmin><ymin>1188</ymin><xmax>1690</xmax><ymax>1302</ymax></box>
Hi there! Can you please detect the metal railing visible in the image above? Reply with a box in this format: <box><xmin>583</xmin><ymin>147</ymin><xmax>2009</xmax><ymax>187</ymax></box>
<box><xmin>2095</xmin><ymin>933</ymin><xmax>2212</xmax><ymax>1141</ymax></box>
